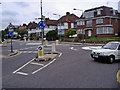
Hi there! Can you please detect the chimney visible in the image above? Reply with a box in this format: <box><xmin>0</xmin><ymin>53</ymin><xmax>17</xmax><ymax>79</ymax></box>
<box><xmin>66</xmin><ymin>12</ymin><xmax>70</xmax><ymax>15</ymax></box>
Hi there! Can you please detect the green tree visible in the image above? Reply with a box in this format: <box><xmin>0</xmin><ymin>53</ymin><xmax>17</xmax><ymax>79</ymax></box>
<box><xmin>65</xmin><ymin>29</ymin><xmax>77</xmax><ymax>38</ymax></box>
<box><xmin>15</xmin><ymin>29</ymin><xmax>28</xmax><ymax>36</ymax></box>
<box><xmin>2</xmin><ymin>30</ymin><xmax>5</xmax><ymax>42</ymax></box>
<box><xmin>46</xmin><ymin>30</ymin><xmax>58</xmax><ymax>41</ymax></box>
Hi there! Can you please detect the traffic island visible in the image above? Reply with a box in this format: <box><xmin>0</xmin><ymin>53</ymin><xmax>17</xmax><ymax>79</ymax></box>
<box><xmin>34</xmin><ymin>52</ymin><xmax>60</xmax><ymax>62</ymax></box>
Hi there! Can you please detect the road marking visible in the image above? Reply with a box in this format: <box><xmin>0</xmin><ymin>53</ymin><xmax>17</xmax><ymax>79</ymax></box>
<box><xmin>58</xmin><ymin>53</ymin><xmax>62</xmax><ymax>57</ymax></box>
<box><xmin>28</xmin><ymin>51</ymin><xmax>32</xmax><ymax>53</ymax></box>
<box><xmin>30</xmin><ymin>62</ymin><xmax>44</xmax><ymax>66</ymax></box>
<box><xmin>32</xmin><ymin>59</ymin><xmax>56</xmax><ymax>74</ymax></box>
<box><xmin>16</xmin><ymin>72</ymin><xmax>28</xmax><ymax>76</ymax></box>
<box><xmin>70</xmin><ymin>47</ymin><xmax>77</xmax><ymax>51</ymax></box>
<box><xmin>22</xmin><ymin>51</ymin><xmax>28</xmax><ymax>53</ymax></box>
<box><xmin>13</xmin><ymin>58</ymin><xmax>34</xmax><ymax>74</ymax></box>
<box><xmin>33</xmin><ymin>51</ymin><xmax>37</xmax><ymax>53</ymax></box>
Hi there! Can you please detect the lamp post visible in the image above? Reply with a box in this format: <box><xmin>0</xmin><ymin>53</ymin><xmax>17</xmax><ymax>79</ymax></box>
<box><xmin>53</xmin><ymin>13</ymin><xmax>62</xmax><ymax>42</ymax></box>
<box><xmin>35</xmin><ymin>0</ymin><xmax>44</xmax><ymax>45</ymax></box>
<box><xmin>73</xmin><ymin>8</ymin><xmax>84</xmax><ymax>44</ymax></box>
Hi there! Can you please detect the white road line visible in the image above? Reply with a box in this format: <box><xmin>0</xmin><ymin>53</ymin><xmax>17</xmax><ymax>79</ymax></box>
<box><xmin>24</xmin><ymin>48</ymin><xmax>28</xmax><ymax>49</ymax></box>
<box><xmin>30</xmin><ymin>62</ymin><xmax>44</xmax><ymax>66</ymax></box>
<box><xmin>70</xmin><ymin>47</ymin><xmax>77</xmax><ymax>51</ymax></box>
<box><xmin>13</xmin><ymin>59</ymin><xmax>34</xmax><ymax>74</ymax></box>
<box><xmin>32</xmin><ymin>59</ymin><xmax>56</xmax><ymax>74</ymax></box>
<box><xmin>33</xmin><ymin>51</ymin><xmax>37</xmax><ymax>53</ymax></box>
<box><xmin>22</xmin><ymin>51</ymin><xmax>28</xmax><ymax>53</ymax></box>
<box><xmin>58</xmin><ymin>53</ymin><xmax>62</xmax><ymax>57</ymax></box>
<box><xmin>16</xmin><ymin>72</ymin><xmax>28</xmax><ymax>76</ymax></box>
<box><xmin>28</xmin><ymin>51</ymin><xmax>32</xmax><ymax>53</ymax></box>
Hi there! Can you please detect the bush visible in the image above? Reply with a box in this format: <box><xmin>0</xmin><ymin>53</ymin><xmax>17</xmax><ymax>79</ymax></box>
<box><xmin>46</xmin><ymin>30</ymin><xmax>58</xmax><ymax>41</ymax></box>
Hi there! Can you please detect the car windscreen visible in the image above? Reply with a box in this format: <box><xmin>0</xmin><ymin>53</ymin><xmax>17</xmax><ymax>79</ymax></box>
<box><xmin>102</xmin><ymin>43</ymin><xmax>119</xmax><ymax>50</ymax></box>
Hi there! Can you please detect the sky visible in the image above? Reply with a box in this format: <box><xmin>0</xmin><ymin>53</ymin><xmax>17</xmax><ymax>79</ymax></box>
<box><xmin>0</xmin><ymin>0</ymin><xmax>120</xmax><ymax>30</ymax></box>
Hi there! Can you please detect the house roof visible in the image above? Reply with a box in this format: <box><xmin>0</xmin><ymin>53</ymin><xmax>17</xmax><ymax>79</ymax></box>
<box><xmin>27</xmin><ymin>22</ymin><xmax>38</xmax><ymax>29</ymax></box>
<box><xmin>84</xmin><ymin>6</ymin><xmax>112</xmax><ymax>12</ymax></box>
<box><xmin>58</xmin><ymin>12</ymin><xmax>79</xmax><ymax>23</ymax></box>
<box><xmin>45</xmin><ymin>18</ymin><xmax>58</xmax><ymax>26</ymax></box>
<box><xmin>19</xmin><ymin>26</ymin><xmax>25</xmax><ymax>29</ymax></box>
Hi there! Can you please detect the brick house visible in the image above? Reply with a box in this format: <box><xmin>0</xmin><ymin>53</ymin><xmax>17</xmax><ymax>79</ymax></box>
<box><xmin>28</xmin><ymin>19</ymin><xmax>57</xmax><ymax>37</ymax></box>
<box><xmin>57</xmin><ymin>12</ymin><xmax>79</xmax><ymax>35</ymax></box>
<box><xmin>44</xmin><ymin>18</ymin><xmax>57</xmax><ymax>35</ymax></box>
<box><xmin>76</xmin><ymin>6</ymin><xmax>120</xmax><ymax>38</ymax></box>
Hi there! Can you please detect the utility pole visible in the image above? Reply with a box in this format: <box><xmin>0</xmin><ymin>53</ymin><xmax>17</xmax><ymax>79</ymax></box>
<box><xmin>41</xmin><ymin>0</ymin><xmax>44</xmax><ymax>45</ymax></box>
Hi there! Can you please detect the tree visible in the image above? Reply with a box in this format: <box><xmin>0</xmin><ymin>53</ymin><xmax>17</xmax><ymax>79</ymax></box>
<box><xmin>46</xmin><ymin>30</ymin><xmax>58</xmax><ymax>41</ymax></box>
<box><xmin>15</xmin><ymin>29</ymin><xmax>28</xmax><ymax>36</ymax></box>
<box><xmin>65</xmin><ymin>29</ymin><xmax>77</xmax><ymax>38</ymax></box>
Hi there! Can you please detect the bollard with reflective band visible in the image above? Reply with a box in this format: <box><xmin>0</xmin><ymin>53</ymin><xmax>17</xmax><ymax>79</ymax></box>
<box><xmin>3</xmin><ymin>42</ymin><xmax>6</xmax><ymax>46</ymax></box>
<box><xmin>28</xmin><ymin>39</ymin><xmax>30</xmax><ymax>42</ymax></box>
<box><xmin>56</xmin><ymin>40</ymin><xmax>59</xmax><ymax>44</ymax></box>
<box><xmin>38</xmin><ymin>46</ymin><xmax>44</xmax><ymax>59</ymax></box>
<box><xmin>45</xmin><ymin>40</ymin><xmax>48</xmax><ymax>45</ymax></box>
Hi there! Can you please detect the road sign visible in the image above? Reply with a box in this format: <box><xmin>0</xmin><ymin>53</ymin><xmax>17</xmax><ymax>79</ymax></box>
<box><xmin>6</xmin><ymin>34</ymin><xmax>8</xmax><ymax>36</ymax></box>
<box><xmin>38</xmin><ymin>21</ymin><xmax>46</xmax><ymax>29</ymax></box>
<box><xmin>9</xmin><ymin>32</ymin><xmax>13</xmax><ymax>36</ymax></box>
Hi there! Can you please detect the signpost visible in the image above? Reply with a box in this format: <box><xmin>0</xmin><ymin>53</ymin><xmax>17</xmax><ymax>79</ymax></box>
<box><xmin>38</xmin><ymin>21</ymin><xmax>46</xmax><ymax>45</ymax></box>
<box><xmin>8</xmin><ymin>27</ymin><xmax>13</xmax><ymax>53</ymax></box>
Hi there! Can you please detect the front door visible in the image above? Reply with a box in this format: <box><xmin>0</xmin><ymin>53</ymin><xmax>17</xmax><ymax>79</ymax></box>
<box><xmin>88</xmin><ymin>30</ymin><xmax>92</xmax><ymax>37</ymax></box>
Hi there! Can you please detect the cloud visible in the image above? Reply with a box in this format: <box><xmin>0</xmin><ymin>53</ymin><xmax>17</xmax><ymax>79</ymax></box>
<box><xmin>13</xmin><ymin>2</ymin><xmax>30</xmax><ymax>7</ymax></box>
<box><xmin>2</xmin><ymin>10</ymin><xmax>18</xmax><ymax>17</ymax></box>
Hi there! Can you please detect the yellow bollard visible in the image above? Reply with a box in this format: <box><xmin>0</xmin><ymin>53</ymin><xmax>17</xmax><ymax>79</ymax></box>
<box><xmin>45</xmin><ymin>40</ymin><xmax>48</xmax><ymax>45</ymax></box>
<box><xmin>28</xmin><ymin>39</ymin><xmax>30</xmax><ymax>42</ymax></box>
<box><xmin>38</xmin><ymin>46</ymin><xmax>44</xmax><ymax>59</ymax></box>
<box><xmin>3</xmin><ymin>42</ymin><xmax>6</xmax><ymax>46</ymax></box>
<box><xmin>56</xmin><ymin>40</ymin><xmax>59</xmax><ymax>45</ymax></box>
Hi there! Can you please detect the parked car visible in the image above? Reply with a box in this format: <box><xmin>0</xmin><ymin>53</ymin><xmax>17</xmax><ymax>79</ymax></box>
<box><xmin>91</xmin><ymin>41</ymin><xmax>120</xmax><ymax>64</ymax></box>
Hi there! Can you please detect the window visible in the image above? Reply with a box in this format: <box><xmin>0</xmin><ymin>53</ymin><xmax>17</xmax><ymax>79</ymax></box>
<box><xmin>74</xmin><ymin>23</ymin><xmax>77</xmax><ymax>28</ymax></box>
<box><xmin>96</xmin><ymin>27</ymin><xmax>114</xmax><ymax>34</ymax></box>
<box><xmin>118</xmin><ymin>45</ymin><xmax>120</xmax><ymax>50</ymax></box>
<box><xmin>58</xmin><ymin>23</ymin><xmax>64</xmax><ymax>26</ymax></box>
<box><xmin>77</xmin><ymin>29</ymin><xmax>85</xmax><ymax>34</ymax></box>
<box><xmin>113</xmin><ymin>10</ymin><xmax>116</xmax><ymax>15</ymax></box>
<box><xmin>84</xmin><ymin>11</ymin><xmax>94</xmax><ymax>18</ymax></box>
<box><xmin>86</xmin><ymin>20</ymin><xmax>92</xmax><ymax>27</ymax></box>
<box><xmin>97</xmin><ymin>9</ymin><xmax>101</xmax><ymax>15</ymax></box>
<box><xmin>77</xmin><ymin>21</ymin><xmax>85</xmax><ymax>25</ymax></box>
<box><xmin>96</xmin><ymin>19</ymin><xmax>103</xmax><ymax>24</ymax></box>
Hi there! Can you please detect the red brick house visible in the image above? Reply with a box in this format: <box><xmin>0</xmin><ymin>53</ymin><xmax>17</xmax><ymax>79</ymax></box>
<box><xmin>57</xmin><ymin>12</ymin><xmax>79</xmax><ymax>35</ymax></box>
<box><xmin>76</xmin><ymin>6</ymin><xmax>120</xmax><ymax>38</ymax></box>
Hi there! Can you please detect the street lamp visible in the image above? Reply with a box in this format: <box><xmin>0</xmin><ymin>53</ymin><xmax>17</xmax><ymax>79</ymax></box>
<box><xmin>73</xmin><ymin>8</ymin><xmax>85</xmax><ymax>44</ymax></box>
<box><xmin>53</xmin><ymin>13</ymin><xmax>62</xmax><ymax>42</ymax></box>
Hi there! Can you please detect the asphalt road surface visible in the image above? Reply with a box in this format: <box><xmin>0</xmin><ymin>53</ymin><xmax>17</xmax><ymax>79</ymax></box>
<box><xmin>2</xmin><ymin>40</ymin><xmax>120</xmax><ymax>88</ymax></box>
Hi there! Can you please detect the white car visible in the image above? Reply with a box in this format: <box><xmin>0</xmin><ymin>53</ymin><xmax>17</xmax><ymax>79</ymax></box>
<box><xmin>91</xmin><ymin>41</ymin><xmax>120</xmax><ymax>64</ymax></box>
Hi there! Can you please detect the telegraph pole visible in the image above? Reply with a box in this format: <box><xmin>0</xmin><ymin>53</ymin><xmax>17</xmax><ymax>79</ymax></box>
<box><xmin>41</xmin><ymin>0</ymin><xmax>44</xmax><ymax>45</ymax></box>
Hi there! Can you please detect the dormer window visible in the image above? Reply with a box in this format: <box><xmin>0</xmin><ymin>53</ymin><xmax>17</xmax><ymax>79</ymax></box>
<box><xmin>97</xmin><ymin>9</ymin><xmax>101</xmax><ymax>15</ymax></box>
<box><xmin>113</xmin><ymin>10</ymin><xmax>116</xmax><ymax>15</ymax></box>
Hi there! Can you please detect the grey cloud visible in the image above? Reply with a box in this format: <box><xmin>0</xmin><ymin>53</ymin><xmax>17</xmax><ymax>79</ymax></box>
<box><xmin>2</xmin><ymin>10</ymin><xmax>18</xmax><ymax>17</ymax></box>
<box><xmin>13</xmin><ymin>2</ymin><xmax>30</xmax><ymax>7</ymax></box>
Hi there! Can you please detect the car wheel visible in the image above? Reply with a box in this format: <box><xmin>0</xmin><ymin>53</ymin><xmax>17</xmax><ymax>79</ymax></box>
<box><xmin>93</xmin><ymin>58</ymin><xmax>98</xmax><ymax>61</ymax></box>
<box><xmin>109</xmin><ymin>56</ymin><xmax>114</xmax><ymax>64</ymax></box>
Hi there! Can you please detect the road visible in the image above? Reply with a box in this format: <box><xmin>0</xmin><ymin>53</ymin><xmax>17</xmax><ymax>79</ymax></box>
<box><xmin>2</xmin><ymin>40</ymin><xmax>120</xmax><ymax>88</ymax></box>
